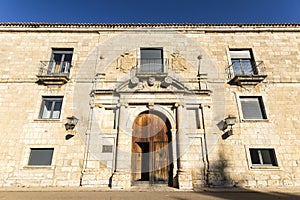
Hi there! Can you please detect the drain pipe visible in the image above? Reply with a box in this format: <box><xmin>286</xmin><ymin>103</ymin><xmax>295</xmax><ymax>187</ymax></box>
<box><xmin>197</xmin><ymin>55</ymin><xmax>210</xmax><ymax>186</ymax></box>
<box><xmin>80</xmin><ymin>31</ymin><xmax>101</xmax><ymax>186</ymax></box>
<box><xmin>200</xmin><ymin>104</ymin><xmax>210</xmax><ymax>187</ymax></box>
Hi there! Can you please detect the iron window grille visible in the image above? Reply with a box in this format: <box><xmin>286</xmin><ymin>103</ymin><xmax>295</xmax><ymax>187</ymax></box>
<box><xmin>138</xmin><ymin>48</ymin><xmax>164</xmax><ymax>73</ymax></box>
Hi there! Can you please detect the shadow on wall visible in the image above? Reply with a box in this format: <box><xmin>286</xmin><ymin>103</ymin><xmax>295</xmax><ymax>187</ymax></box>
<box><xmin>207</xmin><ymin>152</ymin><xmax>238</xmax><ymax>188</ymax></box>
<box><xmin>200</xmin><ymin>145</ymin><xmax>300</xmax><ymax>199</ymax></box>
<box><xmin>208</xmin><ymin>120</ymin><xmax>237</xmax><ymax>187</ymax></box>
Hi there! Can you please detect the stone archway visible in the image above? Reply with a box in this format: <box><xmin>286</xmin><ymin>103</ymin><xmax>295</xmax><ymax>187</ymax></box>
<box><xmin>131</xmin><ymin>110</ymin><xmax>173</xmax><ymax>185</ymax></box>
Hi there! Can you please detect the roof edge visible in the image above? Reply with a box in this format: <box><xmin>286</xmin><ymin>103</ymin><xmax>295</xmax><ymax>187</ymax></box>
<box><xmin>0</xmin><ymin>22</ymin><xmax>300</xmax><ymax>28</ymax></box>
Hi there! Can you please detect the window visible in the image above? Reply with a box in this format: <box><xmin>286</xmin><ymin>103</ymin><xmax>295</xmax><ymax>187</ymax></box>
<box><xmin>28</xmin><ymin>148</ymin><xmax>54</xmax><ymax>166</ymax></box>
<box><xmin>230</xmin><ymin>49</ymin><xmax>257</xmax><ymax>76</ymax></box>
<box><xmin>140</xmin><ymin>48</ymin><xmax>163</xmax><ymax>73</ymax></box>
<box><xmin>240</xmin><ymin>96</ymin><xmax>267</xmax><ymax>119</ymax></box>
<box><xmin>48</xmin><ymin>48</ymin><xmax>73</xmax><ymax>74</ymax></box>
<box><xmin>39</xmin><ymin>97</ymin><xmax>63</xmax><ymax>119</ymax></box>
<box><xmin>102</xmin><ymin>145</ymin><xmax>113</xmax><ymax>153</ymax></box>
<box><xmin>249</xmin><ymin>148</ymin><xmax>278</xmax><ymax>166</ymax></box>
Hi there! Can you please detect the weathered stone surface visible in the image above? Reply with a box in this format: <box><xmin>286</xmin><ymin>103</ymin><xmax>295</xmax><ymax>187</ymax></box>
<box><xmin>0</xmin><ymin>23</ymin><xmax>300</xmax><ymax>189</ymax></box>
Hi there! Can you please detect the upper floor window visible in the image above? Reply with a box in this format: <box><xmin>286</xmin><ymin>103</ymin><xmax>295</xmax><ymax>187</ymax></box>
<box><xmin>48</xmin><ymin>48</ymin><xmax>73</xmax><ymax>74</ymax></box>
<box><xmin>249</xmin><ymin>148</ymin><xmax>278</xmax><ymax>166</ymax></box>
<box><xmin>39</xmin><ymin>96</ymin><xmax>63</xmax><ymax>119</ymax></box>
<box><xmin>240</xmin><ymin>96</ymin><xmax>267</xmax><ymax>120</ymax></box>
<box><xmin>139</xmin><ymin>48</ymin><xmax>164</xmax><ymax>73</ymax></box>
<box><xmin>230</xmin><ymin>49</ymin><xmax>257</xmax><ymax>76</ymax></box>
<box><xmin>28</xmin><ymin>148</ymin><xmax>54</xmax><ymax>166</ymax></box>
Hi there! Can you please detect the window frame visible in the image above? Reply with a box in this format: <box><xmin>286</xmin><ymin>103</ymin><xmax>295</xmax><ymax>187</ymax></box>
<box><xmin>28</xmin><ymin>148</ymin><xmax>54</xmax><ymax>166</ymax></box>
<box><xmin>229</xmin><ymin>48</ymin><xmax>257</xmax><ymax>76</ymax></box>
<box><xmin>239</xmin><ymin>96</ymin><xmax>267</xmax><ymax>121</ymax></box>
<box><xmin>139</xmin><ymin>47</ymin><xmax>164</xmax><ymax>73</ymax></box>
<box><xmin>39</xmin><ymin>96</ymin><xmax>63</xmax><ymax>120</ymax></box>
<box><xmin>49</xmin><ymin>48</ymin><xmax>73</xmax><ymax>74</ymax></box>
<box><xmin>249</xmin><ymin>148</ymin><xmax>278</xmax><ymax>167</ymax></box>
<box><xmin>245</xmin><ymin>146</ymin><xmax>281</xmax><ymax>170</ymax></box>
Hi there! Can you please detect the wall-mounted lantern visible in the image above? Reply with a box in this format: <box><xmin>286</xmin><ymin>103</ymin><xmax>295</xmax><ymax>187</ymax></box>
<box><xmin>222</xmin><ymin>115</ymin><xmax>237</xmax><ymax>138</ymax></box>
<box><xmin>224</xmin><ymin>115</ymin><xmax>236</xmax><ymax>130</ymax></box>
<box><xmin>65</xmin><ymin>116</ymin><xmax>79</xmax><ymax>131</ymax></box>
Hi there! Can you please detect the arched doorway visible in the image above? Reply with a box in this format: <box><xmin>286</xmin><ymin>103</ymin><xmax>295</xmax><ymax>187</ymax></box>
<box><xmin>131</xmin><ymin>111</ymin><xmax>173</xmax><ymax>185</ymax></box>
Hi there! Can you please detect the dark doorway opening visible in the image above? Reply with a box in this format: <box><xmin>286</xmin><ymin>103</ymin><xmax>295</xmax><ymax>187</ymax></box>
<box><xmin>136</xmin><ymin>142</ymin><xmax>150</xmax><ymax>181</ymax></box>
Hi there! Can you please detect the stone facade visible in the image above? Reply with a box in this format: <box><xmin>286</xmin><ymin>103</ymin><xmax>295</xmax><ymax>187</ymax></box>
<box><xmin>0</xmin><ymin>23</ymin><xmax>300</xmax><ymax>189</ymax></box>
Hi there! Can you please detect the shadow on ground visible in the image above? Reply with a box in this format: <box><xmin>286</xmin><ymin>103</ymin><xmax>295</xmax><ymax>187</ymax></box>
<box><xmin>193</xmin><ymin>188</ymin><xmax>300</xmax><ymax>200</ymax></box>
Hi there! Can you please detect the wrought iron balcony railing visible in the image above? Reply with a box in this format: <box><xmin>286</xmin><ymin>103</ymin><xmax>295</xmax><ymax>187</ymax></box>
<box><xmin>225</xmin><ymin>60</ymin><xmax>267</xmax><ymax>85</ymax></box>
<box><xmin>136</xmin><ymin>59</ymin><xmax>168</xmax><ymax>74</ymax></box>
<box><xmin>38</xmin><ymin>61</ymin><xmax>71</xmax><ymax>76</ymax></box>
<box><xmin>226</xmin><ymin>61</ymin><xmax>265</xmax><ymax>79</ymax></box>
<box><xmin>37</xmin><ymin>61</ymin><xmax>71</xmax><ymax>85</ymax></box>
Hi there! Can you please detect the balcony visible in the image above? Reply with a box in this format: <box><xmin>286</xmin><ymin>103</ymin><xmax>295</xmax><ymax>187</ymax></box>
<box><xmin>226</xmin><ymin>61</ymin><xmax>267</xmax><ymax>86</ymax></box>
<box><xmin>36</xmin><ymin>61</ymin><xmax>71</xmax><ymax>86</ymax></box>
<box><xmin>135</xmin><ymin>59</ymin><xmax>168</xmax><ymax>77</ymax></box>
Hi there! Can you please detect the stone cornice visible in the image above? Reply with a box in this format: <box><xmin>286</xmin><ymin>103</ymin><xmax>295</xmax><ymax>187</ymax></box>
<box><xmin>0</xmin><ymin>22</ymin><xmax>300</xmax><ymax>33</ymax></box>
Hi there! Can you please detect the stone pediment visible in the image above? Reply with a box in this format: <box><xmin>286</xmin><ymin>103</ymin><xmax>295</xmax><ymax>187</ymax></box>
<box><xmin>115</xmin><ymin>75</ymin><xmax>191</xmax><ymax>93</ymax></box>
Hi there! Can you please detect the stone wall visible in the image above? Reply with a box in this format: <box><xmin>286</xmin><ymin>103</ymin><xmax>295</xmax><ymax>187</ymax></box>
<box><xmin>0</xmin><ymin>24</ymin><xmax>299</xmax><ymax>188</ymax></box>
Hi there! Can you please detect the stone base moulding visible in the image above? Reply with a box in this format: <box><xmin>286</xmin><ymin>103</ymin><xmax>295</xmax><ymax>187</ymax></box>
<box><xmin>111</xmin><ymin>171</ymin><xmax>131</xmax><ymax>189</ymax></box>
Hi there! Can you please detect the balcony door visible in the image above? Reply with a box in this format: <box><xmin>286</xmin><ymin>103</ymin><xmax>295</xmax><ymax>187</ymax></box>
<box><xmin>49</xmin><ymin>48</ymin><xmax>73</xmax><ymax>74</ymax></box>
<box><xmin>230</xmin><ymin>49</ymin><xmax>256</xmax><ymax>75</ymax></box>
<box><xmin>140</xmin><ymin>48</ymin><xmax>163</xmax><ymax>73</ymax></box>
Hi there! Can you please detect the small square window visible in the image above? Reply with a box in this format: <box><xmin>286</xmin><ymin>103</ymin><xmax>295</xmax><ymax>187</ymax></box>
<box><xmin>249</xmin><ymin>148</ymin><xmax>278</xmax><ymax>166</ymax></box>
<box><xmin>28</xmin><ymin>148</ymin><xmax>54</xmax><ymax>166</ymax></box>
<box><xmin>240</xmin><ymin>96</ymin><xmax>267</xmax><ymax>120</ymax></box>
<box><xmin>102</xmin><ymin>145</ymin><xmax>113</xmax><ymax>153</ymax></box>
<box><xmin>39</xmin><ymin>96</ymin><xmax>63</xmax><ymax>119</ymax></box>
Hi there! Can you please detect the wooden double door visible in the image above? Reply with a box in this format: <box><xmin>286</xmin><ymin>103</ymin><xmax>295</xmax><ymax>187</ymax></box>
<box><xmin>131</xmin><ymin>112</ymin><xmax>172</xmax><ymax>185</ymax></box>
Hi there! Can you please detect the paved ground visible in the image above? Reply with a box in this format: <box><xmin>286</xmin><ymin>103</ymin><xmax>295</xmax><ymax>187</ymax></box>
<box><xmin>0</xmin><ymin>187</ymin><xmax>300</xmax><ymax>200</ymax></box>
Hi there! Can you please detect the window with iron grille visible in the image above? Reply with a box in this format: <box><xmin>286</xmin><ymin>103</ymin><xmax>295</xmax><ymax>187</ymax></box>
<box><xmin>249</xmin><ymin>148</ymin><xmax>278</xmax><ymax>166</ymax></box>
<box><xmin>39</xmin><ymin>96</ymin><xmax>63</xmax><ymax>119</ymax></box>
<box><xmin>240</xmin><ymin>96</ymin><xmax>267</xmax><ymax>120</ymax></box>
<box><xmin>28</xmin><ymin>148</ymin><xmax>54</xmax><ymax>166</ymax></box>
<box><xmin>140</xmin><ymin>48</ymin><xmax>164</xmax><ymax>73</ymax></box>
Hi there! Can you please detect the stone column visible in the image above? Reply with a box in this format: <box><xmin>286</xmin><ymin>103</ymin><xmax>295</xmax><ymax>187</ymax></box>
<box><xmin>111</xmin><ymin>103</ymin><xmax>131</xmax><ymax>189</ymax></box>
<box><xmin>176</xmin><ymin>103</ymin><xmax>193</xmax><ymax>190</ymax></box>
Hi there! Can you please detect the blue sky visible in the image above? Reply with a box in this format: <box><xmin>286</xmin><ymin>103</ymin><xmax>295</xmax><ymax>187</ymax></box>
<box><xmin>0</xmin><ymin>0</ymin><xmax>299</xmax><ymax>24</ymax></box>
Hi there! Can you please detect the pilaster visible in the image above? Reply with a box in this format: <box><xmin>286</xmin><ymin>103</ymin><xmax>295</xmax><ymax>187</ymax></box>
<box><xmin>111</xmin><ymin>103</ymin><xmax>132</xmax><ymax>189</ymax></box>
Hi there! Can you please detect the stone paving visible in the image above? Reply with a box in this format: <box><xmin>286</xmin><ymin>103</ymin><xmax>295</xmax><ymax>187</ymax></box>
<box><xmin>0</xmin><ymin>187</ymin><xmax>300</xmax><ymax>200</ymax></box>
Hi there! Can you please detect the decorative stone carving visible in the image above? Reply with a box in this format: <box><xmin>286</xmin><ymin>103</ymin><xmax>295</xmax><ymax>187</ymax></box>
<box><xmin>161</xmin><ymin>76</ymin><xmax>173</xmax><ymax>88</ymax></box>
<box><xmin>148</xmin><ymin>77</ymin><xmax>156</xmax><ymax>86</ymax></box>
<box><xmin>116</xmin><ymin>52</ymin><xmax>136</xmax><ymax>73</ymax></box>
<box><xmin>170</xmin><ymin>52</ymin><xmax>187</xmax><ymax>72</ymax></box>
<box><xmin>138</xmin><ymin>80</ymin><xmax>161</xmax><ymax>90</ymax></box>
<box><xmin>147</xmin><ymin>102</ymin><xmax>155</xmax><ymax>110</ymax></box>
<box><xmin>130</xmin><ymin>76</ymin><xmax>139</xmax><ymax>85</ymax></box>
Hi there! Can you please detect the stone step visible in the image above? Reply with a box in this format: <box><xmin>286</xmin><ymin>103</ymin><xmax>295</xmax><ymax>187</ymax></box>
<box><xmin>130</xmin><ymin>183</ymin><xmax>179</xmax><ymax>191</ymax></box>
